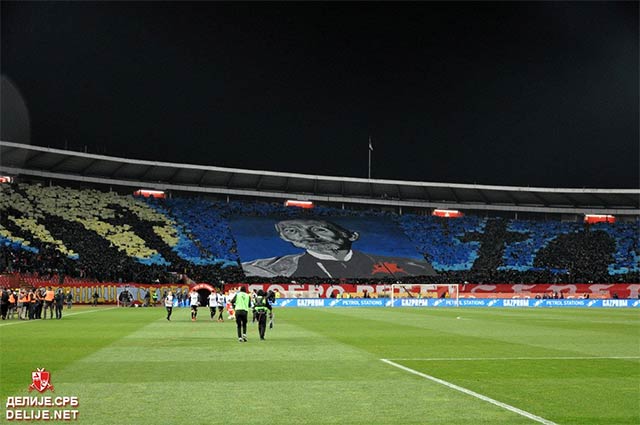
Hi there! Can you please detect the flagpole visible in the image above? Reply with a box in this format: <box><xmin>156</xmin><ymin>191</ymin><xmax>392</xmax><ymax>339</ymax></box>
<box><xmin>368</xmin><ymin>136</ymin><xmax>372</xmax><ymax>179</ymax></box>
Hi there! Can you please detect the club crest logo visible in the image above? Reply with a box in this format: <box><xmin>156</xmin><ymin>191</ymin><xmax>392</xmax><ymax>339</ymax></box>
<box><xmin>29</xmin><ymin>368</ymin><xmax>54</xmax><ymax>393</ymax></box>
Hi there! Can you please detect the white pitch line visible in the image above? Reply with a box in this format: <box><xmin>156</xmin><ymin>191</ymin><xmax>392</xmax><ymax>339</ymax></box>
<box><xmin>389</xmin><ymin>356</ymin><xmax>640</xmax><ymax>361</ymax></box>
<box><xmin>380</xmin><ymin>358</ymin><xmax>558</xmax><ymax>425</ymax></box>
<box><xmin>0</xmin><ymin>307</ymin><xmax>118</xmax><ymax>327</ymax></box>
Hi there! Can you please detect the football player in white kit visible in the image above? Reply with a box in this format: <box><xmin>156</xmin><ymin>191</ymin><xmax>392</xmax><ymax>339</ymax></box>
<box><xmin>165</xmin><ymin>291</ymin><xmax>174</xmax><ymax>321</ymax></box>
<box><xmin>226</xmin><ymin>289</ymin><xmax>236</xmax><ymax>320</ymax></box>
<box><xmin>208</xmin><ymin>291</ymin><xmax>217</xmax><ymax>320</ymax></box>
<box><xmin>189</xmin><ymin>290</ymin><xmax>200</xmax><ymax>322</ymax></box>
<box><xmin>216</xmin><ymin>291</ymin><xmax>226</xmax><ymax>322</ymax></box>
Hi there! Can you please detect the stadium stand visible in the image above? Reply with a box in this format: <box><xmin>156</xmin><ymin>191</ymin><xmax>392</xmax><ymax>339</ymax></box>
<box><xmin>0</xmin><ymin>182</ymin><xmax>638</xmax><ymax>285</ymax></box>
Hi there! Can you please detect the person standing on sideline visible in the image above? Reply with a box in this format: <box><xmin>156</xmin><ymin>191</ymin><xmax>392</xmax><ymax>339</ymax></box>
<box><xmin>34</xmin><ymin>288</ymin><xmax>44</xmax><ymax>319</ymax></box>
<box><xmin>8</xmin><ymin>290</ymin><xmax>17</xmax><ymax>320</ymax></box>
<box><xmin>208</xmin><ymin>291</ymin><xmax>217</xmax><ymax>321</ymax></box>
<box><xmin>7</xmin><ymin>289</ymin><xmax>18</xmax><ymax>319</ymax></box>
<box><xmin>253</xmin><ymin>289</ymin><xmax>273</xmax><ymax>340</ymax></box>
<box><xmin>66</xmin><ymin>290</ymin><xmax>73</xmax><ymax>309</ymax></box>
<box><xmin>54</xmin><ymin>288</ymin><xmax>64</xmax><ymax>319</ymax></box>
<box><xmin>231</xmin><ymin>287</ymin><xmax>251</xmax><ymax>342</ymax></box>
<box><xmin>165</xmin><ymin>291</ymin><xmax>174</xmax><ymax>321</ymax></box>
<box><xmin>17</xmin><ymin>289</ymin><xmax>27</xmax><ymax>320</ymax></box>
<box><xmin>28</xmin><ymin>289</ymin><xmax>37</xmax><ymax>320</ymax></box>
<box><xmin>0</xmin><ymin>288</ymin><xmax>9</xmax><ymax>320</ymax></box>
<box><xmin>189</xmin><ymin>289</ymin><xmax>200</xmax><ymax>322</ymax></box>
<box><xmin>44</xmin><ymin>287</ymin><xmax>55</xmax><ymax>319</ymax></box>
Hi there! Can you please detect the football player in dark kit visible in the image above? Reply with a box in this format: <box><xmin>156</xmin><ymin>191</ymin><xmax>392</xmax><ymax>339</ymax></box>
<box><xmin>253</xmin><ymin>290</ymin><xmax>273</xmax><ymax>340</ymax></box>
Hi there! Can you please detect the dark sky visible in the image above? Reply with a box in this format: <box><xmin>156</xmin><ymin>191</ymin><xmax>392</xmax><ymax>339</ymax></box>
<box><xmin>1</xmin><ymin>2</ymin><xmax>638</xmax><ymax>188</ymax></box>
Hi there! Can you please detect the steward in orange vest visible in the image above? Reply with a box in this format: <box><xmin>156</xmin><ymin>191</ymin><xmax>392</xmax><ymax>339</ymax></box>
<box><xmin>8</xmin><ymin>291</ymin><xmax>16</xmax><ymax>319</ymax></box>
<box><xmin>44</xmin><ymin>287</ymin><xmax>55</xmax><ymax>320</ymax></box>
<box><xmin>18</xmin><ymin>290</ymin><xmax>28</xmax><ymax>320</ymax></box>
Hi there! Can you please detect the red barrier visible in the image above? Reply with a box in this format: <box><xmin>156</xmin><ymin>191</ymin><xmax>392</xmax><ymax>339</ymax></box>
<box><xmin>224</xmin><ymin>283</ymin><xmax>640</xmax><ymax>299</ymax></box>
<box><xmin>2</xmin><ymin>274</ymin><xmax>638</xmax><ymax>300</ymax></box>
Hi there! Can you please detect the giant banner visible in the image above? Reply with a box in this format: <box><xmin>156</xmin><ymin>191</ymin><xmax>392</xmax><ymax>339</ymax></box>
<box><xmin>229</xmin><ymin>216</ymin><xmax>436</xmax><ymax>279</ymax></box>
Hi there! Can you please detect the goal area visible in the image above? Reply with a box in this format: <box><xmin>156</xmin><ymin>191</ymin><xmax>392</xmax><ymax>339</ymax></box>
<box><xmin>390</xmin><ymin>283</ymin><xmax>459</xmax><ymax>306</ymax></box>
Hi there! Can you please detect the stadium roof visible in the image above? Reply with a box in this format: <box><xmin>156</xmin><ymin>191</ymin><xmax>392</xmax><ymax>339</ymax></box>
<box><xmin>1</xmin><ymin>141</ymin><xmax>638</xmax><ymax>215</ymax></box>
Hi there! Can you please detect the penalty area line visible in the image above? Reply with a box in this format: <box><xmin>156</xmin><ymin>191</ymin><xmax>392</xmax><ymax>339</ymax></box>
<box><xmin>380</xmin><ymin>358</ymin><xmax>557</xmax><ymax>425</ymax></box>
<box><xmin>0</xmin><ymin>307</ymin><xmax>118</xmax><ymax>327</ymax></box>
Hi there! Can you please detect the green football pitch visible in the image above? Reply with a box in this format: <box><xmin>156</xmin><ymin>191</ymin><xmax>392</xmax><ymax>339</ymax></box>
<box><xmin>1</xmin><ymin>306</ymin><xmax>638</xmax><ymax>425</ymax></box>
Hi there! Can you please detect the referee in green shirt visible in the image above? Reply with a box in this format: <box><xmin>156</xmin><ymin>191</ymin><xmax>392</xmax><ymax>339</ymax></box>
<box><xmin>231</xmin><ymin>287</ymin><xmax>251</xmax><ymax>342</ymax></box>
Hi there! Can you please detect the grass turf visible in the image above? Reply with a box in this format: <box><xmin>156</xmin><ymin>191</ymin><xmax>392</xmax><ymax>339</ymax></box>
<box><xmin>0</xmin><ymin>306</ymin><xmax>638</xmax><ymax>424</ymax></box>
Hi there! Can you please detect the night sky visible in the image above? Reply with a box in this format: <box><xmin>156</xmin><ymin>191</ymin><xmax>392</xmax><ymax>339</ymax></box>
<box><xmin>1</xmin><ymin>2</ymin><xmax>638</xmax><ymax>188</ymax></box>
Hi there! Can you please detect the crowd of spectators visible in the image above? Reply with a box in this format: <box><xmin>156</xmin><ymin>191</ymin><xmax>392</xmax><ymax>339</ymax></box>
<box><xmin>0</xmin><ymin>183</ymin><xmax>638</xmax><ymax>285</ymax></box>
<box><xmin>0</xmin><ymin>183</ymin><xmax>244</xmax><ymax>284</ymax></box>
<box><xmin>146</xmin><ymin>197</ymin><xmax>239</xmax><ymax>265</ymax></box>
